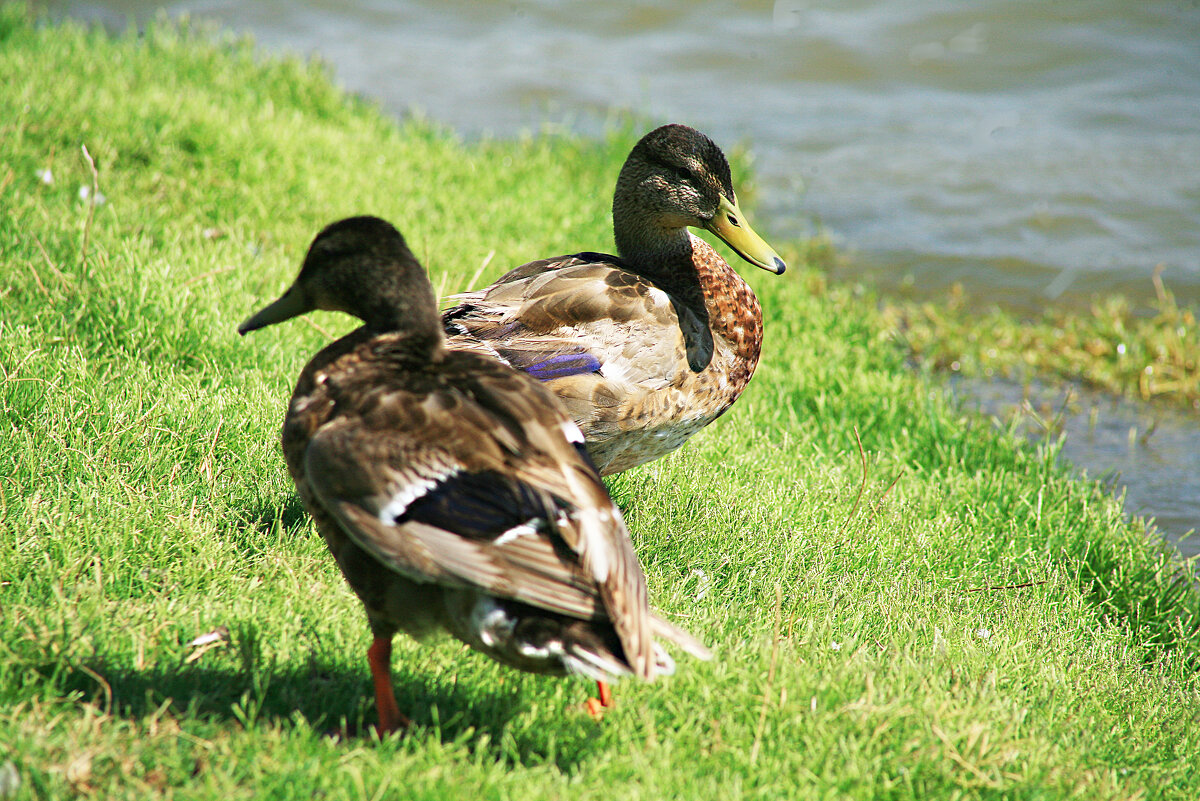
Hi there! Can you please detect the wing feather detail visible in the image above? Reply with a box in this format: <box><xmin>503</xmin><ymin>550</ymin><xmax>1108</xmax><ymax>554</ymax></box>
<box><xmin>301</xmin><ymin>348</ymin><xmax>667</xmax><ymax>679</ymax></box>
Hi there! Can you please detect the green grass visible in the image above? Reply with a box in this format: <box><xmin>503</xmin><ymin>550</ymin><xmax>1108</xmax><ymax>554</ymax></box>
<box><xmin>879</xmin><ymin>269</ymin><xmax>1200</xmax><ymax>409</ymax></box>
<box><xmin>2</xmin><ymin>7</ymin><xmax>1199</xmax><ymax>799</ymax></box>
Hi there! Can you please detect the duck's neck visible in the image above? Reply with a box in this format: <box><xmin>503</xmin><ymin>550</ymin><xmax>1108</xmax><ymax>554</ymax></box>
<box><xmin>613</xmin><ymin>210</ymin><xmax>761</xmax><ymax>367</ymax></box>
<box><xmin>366</xmin><ymin>323</ymin><xmax>447</xmax><ymax>364</ymax></box>
<box><xmin>359</xmin><ymin>281</ymin><xmax>447</xmax><ymax>360</ymax></box>
<box><xmin>612</xmin><ymin>202</ymin><xmax>697</xmax><ymax>285</ymax></box>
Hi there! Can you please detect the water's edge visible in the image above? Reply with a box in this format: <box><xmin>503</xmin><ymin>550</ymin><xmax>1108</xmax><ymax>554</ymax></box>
<box><xmin>950</xmin><ymin>375</ymin><xmax>1199</xmax><ymax>559</ymax></box>
<box><xmin>35</xmin><ymin>0</ymin><xmax>1200</xmax><ymax>554</ymax></box>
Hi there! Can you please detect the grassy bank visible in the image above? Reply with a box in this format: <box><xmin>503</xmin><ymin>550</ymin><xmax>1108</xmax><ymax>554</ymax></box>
<box><xmin>2</xmin><ymin>7</ymin><xmax>1199</xmax><ymax>799</ymax></box>
<box><xmin>880</xmin><ymin>271</ymin><xmax>1200</xmax><ymax>409</ymax></box>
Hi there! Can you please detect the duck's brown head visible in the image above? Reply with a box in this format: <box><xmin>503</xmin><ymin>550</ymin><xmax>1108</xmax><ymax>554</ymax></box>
<box><xmin>238</xmin><ymin>216</ymin><xmax>442</xmax><ymax>344</ymax></box>
<box><xmin>613</xmin><ymin>124</ymin><xmax>786</xmax><ymax>275</ymax></box>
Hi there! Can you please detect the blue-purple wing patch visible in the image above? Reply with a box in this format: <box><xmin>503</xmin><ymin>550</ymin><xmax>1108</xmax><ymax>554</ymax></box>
<box><xmin>519</xmin><ymin>351</ymin><xmax>603</xmax><ymax>381</ymax></box>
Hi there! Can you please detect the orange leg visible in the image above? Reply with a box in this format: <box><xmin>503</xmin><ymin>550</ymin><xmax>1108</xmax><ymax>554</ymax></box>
<box><xmin>585</xmin><ymin>680</ymin><xmax>614</xmax><ymax>719</ymax></box>
<box><xmin>367</xmin><ymin>635</ymin><xmax>410</xmax><ymax>735</ymax></box>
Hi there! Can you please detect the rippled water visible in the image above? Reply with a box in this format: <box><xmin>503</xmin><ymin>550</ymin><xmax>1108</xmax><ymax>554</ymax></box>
<box><xmin>36</xmin><ymin>0</ymin><xmax>1200</xmax><ymax>548</ymax></box>
<box><xmin>40</xmin><ymin>0</ymin><xmax>1200</xmax><ymax>312</ymax></box>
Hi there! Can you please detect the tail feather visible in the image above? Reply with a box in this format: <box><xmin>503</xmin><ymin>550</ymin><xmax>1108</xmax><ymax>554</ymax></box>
<box><xmin>563</xmin><ymin>645</ymin><xmax>631</xmax><ymax>683</ymax></box>
<box><xmin>560</xmin><ymin>610</ymin><xmax>709</xmax><ymax>683</ymax></box>
<box><xmin>650</xmin><ymin>612</ymin><xmax>713</xmax><ymax>662</ymax></box>
<box><xmin>565</xmin><ymin>640</ymin><xmax>681</xmax><ymax>682</ymax></box>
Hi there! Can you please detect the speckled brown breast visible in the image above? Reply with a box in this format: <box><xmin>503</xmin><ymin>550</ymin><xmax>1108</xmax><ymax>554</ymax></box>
<box><xmin>689</xmin><ymin>235</ymin><xmax>764</xmax><ymax>387</ymax></box>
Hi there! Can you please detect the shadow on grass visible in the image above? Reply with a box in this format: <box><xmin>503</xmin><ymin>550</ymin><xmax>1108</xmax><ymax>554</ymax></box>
<box><xmin>217</xmin><ymin>494</ymin><xmax>315</xmax><ymax>561</ymax></box>
<box><xmin>47</xmin><ymin>628</ymin><xmax>603</xmax><ymax>771</ymax></box>
<box><xmin>240</xmin><ymin>494</ymin><xmax>311</xmax><ymax>538</ymax></box>
<box><xmin>102</xmin><ymin>500</ymin><xmax>605</xmax><ymax>769</ymax></box>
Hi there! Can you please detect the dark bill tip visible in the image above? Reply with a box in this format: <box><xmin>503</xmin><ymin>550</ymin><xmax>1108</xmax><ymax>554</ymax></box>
<box><xmin>236</xmin><ymin>286</ymin><xmax>311</xmax><ymax>336</ymax></box>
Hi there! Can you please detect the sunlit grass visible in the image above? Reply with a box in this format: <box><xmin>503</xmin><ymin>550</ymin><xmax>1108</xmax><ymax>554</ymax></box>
<box><xmin>881</xmin><ymin>268</ymin><xmax>1200</xmax><ymax>408</ymax></box>
<box><xmin>2</xmin><ymin>6</ymin><xmax>1199</xmax><ymax>799</ymax></box>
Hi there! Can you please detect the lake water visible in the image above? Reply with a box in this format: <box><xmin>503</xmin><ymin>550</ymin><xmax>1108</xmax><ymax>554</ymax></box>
<box><xmin>36</xmin><ymin>0</ymin><xmax>1200</xmax><ymax>552</ymax></box>
<box><xmin>39</xmin><ymin>0</ymin><xmax>1200</xmax><ymax>312</ymax></box>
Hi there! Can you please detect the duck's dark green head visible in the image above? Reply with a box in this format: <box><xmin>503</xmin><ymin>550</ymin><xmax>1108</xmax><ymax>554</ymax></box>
<box><xmin>238</xmin><ymin>216</ymin><xmax>442</xmax><ymax>340</ymax></box>
<box><xmin>615</xmin><ymin>124</ymin><xmax>786</xmax><ymax>275</ymax></box>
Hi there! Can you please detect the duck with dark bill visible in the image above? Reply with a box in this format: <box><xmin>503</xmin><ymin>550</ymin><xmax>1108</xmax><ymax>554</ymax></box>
<box><xmin>238</xmin><ymin>216</ymin><xmax>710</xmax><ymax>733</ymax></box>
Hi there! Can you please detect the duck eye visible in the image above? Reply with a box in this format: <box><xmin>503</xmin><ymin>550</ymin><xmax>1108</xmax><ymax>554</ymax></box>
<box><xmin>674</xmin><ymin>166</ymin><xmax>692</xmax><ymax>184</ymax></box>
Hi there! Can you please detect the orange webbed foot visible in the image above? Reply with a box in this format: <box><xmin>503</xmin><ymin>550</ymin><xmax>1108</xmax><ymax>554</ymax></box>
<box><xmin>585</xmin><ymin>680</ymin><xmax>613</xmax><ymax>720</ymax></box>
